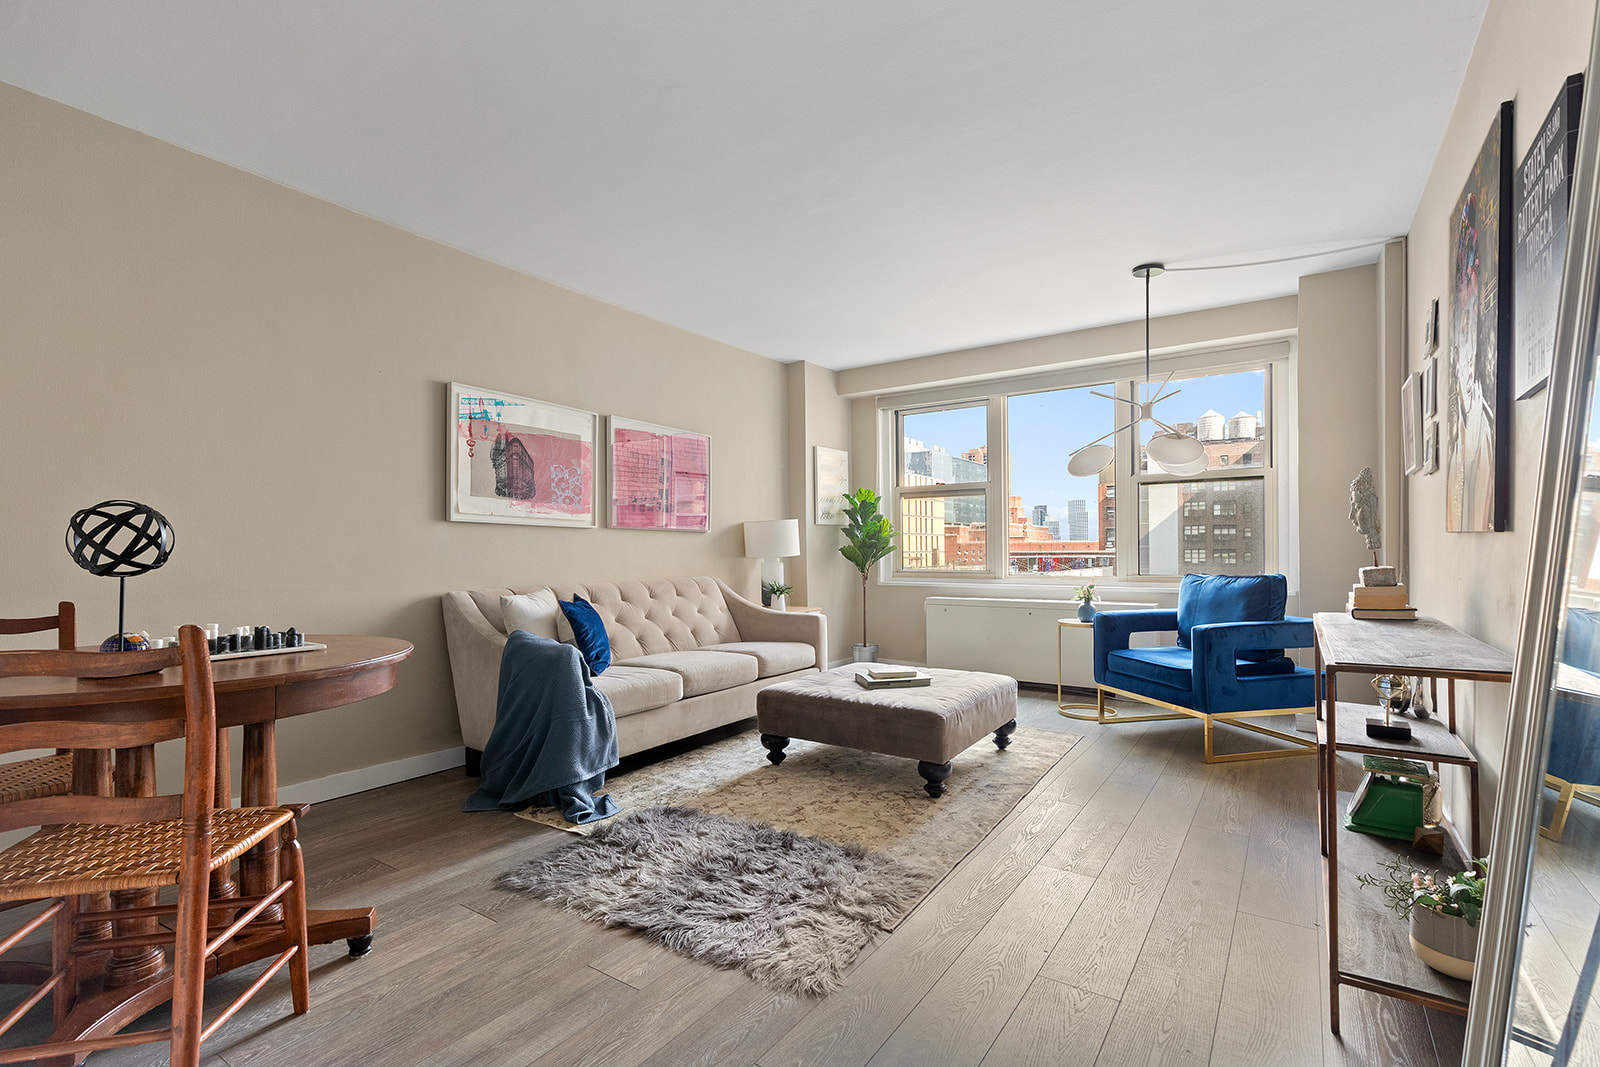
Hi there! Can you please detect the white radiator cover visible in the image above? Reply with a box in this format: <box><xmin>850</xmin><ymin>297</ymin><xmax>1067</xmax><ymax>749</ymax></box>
<box><xmin>924</xmin><ymin>597</ymin><xmax>1161</xmax><ymax>687</ymax></box>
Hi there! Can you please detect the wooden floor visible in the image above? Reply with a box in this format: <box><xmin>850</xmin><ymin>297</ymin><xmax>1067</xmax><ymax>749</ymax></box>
<box><xmin>9</xmin><ymin>689</ymin><xmax>1468</xmax><ymax>1066</ymax></box>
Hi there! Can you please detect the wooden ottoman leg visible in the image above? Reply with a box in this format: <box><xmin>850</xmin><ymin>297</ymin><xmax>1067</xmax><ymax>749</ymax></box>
<box><xmin>918</xmin><ymin>760</ymin><xmax>953</xmax><ymax>798</ymax></box>
<box><xmin>994</xmin><ymin>719</ymin><xmax>1017</xmax><ymax>749</ymax></box>
<box><xmin>760</xmin><ymin>734</ymin><xmax>791</xmax><ymax>766</ymax></box>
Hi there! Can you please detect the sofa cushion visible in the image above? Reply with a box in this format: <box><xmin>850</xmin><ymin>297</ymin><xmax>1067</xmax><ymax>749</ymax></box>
<box><xmin>591</xmin><ymin>665</ymin><xmax>683</xmax><ymax>718</ymax></box>
<box><xmin>701</xmin><ymin>641</ymin><xmax>816</xmax><ymax>678</ymax></box>
<box><xmin>1108</xmin><ymin>647</ymin><xmax>1196</xmax><ymax>691</ymax></box>
<box><xmin>500</xmin><ymin>590</ymin><xmax>560</xmax><ymax>640</ymax></box>
<box><xmin>1177</xmin><ymin>573</ymin><xmax>1288</xmax><ymax>662</ymax></box>
<box><xmin>550</xmin><ymin>578</ymin><xmax>741</xmax><ymax>659</ymax></box>
<box><xmin>616</xmin><ymin>650</ymin><xmax>759</xmax><ymax>697</ymax></box>
<box><xmin>1109</xmin><ymin>646</ymin><xmax>1298</xmax><ymax>691</ymax></box>
<box><xmin>559</xmin><ymin>595</ymin><xmax>612</xmax><ymax>674</ymax></box>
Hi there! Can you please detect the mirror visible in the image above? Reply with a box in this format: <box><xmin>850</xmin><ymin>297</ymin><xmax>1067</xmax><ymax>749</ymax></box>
<box><xmin>1467</xmin><ymin>10</ymin><xmax>1600</xmax><ymax>1064</ymax></box>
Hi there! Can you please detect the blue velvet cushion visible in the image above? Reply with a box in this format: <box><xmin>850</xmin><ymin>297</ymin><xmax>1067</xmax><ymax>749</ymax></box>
<box><xmin>1109</xmin><ymin>647</ymin><xmax>1298</xmax><ymax>690</ymax></box>
<box><xmin>558</xmin><ymin>595</ymin><xmax>611</xmax><ymax>674</ymax></box>
<box><xmin>1177</xmin><ymin>573</ymin><xmax>1288</xmax><ymax>662</ymax></box>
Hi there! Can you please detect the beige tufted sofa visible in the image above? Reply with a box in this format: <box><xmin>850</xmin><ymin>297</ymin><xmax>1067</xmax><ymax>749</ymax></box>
<box><xmin>442</xmin><ymin>577</ymin><xmax>826</xmax><ymax>771</ymax></box>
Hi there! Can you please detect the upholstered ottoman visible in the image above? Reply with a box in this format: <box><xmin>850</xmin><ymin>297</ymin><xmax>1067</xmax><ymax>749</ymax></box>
<box><xmin>755</xmin><ymin>665</ymin><xmax>1019</xmax><ymax>797</ymax></box>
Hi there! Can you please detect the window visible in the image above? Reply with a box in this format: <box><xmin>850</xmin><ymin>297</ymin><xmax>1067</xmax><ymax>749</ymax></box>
<box><xmin>1137</xmin><ymin>366</ymin><xmax>1272</xmax><ymax>577</ymax></box>
<box><xmin>884</xmin><ymin>347</ymin><xmax>1284</xmax><ymax>583</ymax></box>
<box><xmin>895</xmin><ymin>403</ymin><xmax>989</xmax><ymax>573</ymax></box>
<box><xmin>1003</xmin><ymin>385</ymin><xmax>1114</xmax><ymax>578</ymax></box>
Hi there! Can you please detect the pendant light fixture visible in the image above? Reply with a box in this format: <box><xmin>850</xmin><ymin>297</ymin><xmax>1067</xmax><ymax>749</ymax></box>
<box><xmin>1065</xmin><ymin>263</ymin><xmax>1207</xmax><ymax>477</ymax></box>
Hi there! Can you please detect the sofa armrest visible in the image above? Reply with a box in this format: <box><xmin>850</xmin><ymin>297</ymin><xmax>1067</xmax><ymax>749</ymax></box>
<box><xmin>1189</xmin><ymin>617</ymin><xmax>1315</xmax><ymax>659</ymax></box>
<box><xmin>1189</xmin><ymin>618</ymin><xmax>1315</xmax><ymax>710</ymax></box>
<box><xmin>718</xmin><ymin>579</ymin><xmax>828</xmax><ymax>670</ymax></box>
<box><xmin>1093</xmin><ymin>609</ymin><xmax>1178</xmax><ymax>683</ymax></box>
<box><xmin>442</xmin><ymin>591</ymin><xmax>511</xmax><ymax>752</ymax></box>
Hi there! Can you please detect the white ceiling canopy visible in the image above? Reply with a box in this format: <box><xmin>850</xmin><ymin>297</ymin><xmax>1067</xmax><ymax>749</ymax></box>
<box><xmin>0</xmin><ymin>2</ymin><xmax>1487</xmax><ymax>368</ymax></box>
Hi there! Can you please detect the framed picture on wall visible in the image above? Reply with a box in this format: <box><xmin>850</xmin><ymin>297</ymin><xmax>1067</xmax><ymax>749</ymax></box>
<box><xmin>607</xmin><ymin>416</ymin><xmax>711</xmax><ymax>532</ymax></box>
<box><xmin>1422</xmin><ymin>356</ymin><xmax>1438</xmax><ymax>418</ymax></box>
<box><xmin>1445</xmin><ymin>99</ymin><xmax>1515</xmax><ymax>532</ymax></box>
<box><xmin>1402</xmin><ymin>373</ymin><xmax>1422</xmax><ymax>475</ymax></box>
<box><xmin>815</xmin><ymin>446</ymin><xmax>849</xmax><ymax>525</ymax></box>
<box><xmin>447</xmin><ymin>382</ymin><xmax>598</xmax><ymax>526</ymax></box>
<box><xmin>1424</xmin><ymin>419</ymin><xmax>1440</xmax><ymax>474</ymax></box>
<box><xmin>1513</xmin><ymin>73</ymin><xmax>1583</xmax><ymax>400</ymax></box>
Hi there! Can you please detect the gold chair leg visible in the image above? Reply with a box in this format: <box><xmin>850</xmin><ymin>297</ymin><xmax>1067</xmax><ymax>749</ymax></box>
<box><xmin>1543</xmin><ymin>774</ymin><xmax>1578</xmax><ymax>841</ymax></box>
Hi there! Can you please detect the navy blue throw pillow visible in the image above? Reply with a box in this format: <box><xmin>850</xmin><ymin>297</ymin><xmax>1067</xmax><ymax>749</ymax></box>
<box><xmin>559</xmin><ymin>595</ymin><xmax>611</xmax><ymax>674</ymax></box>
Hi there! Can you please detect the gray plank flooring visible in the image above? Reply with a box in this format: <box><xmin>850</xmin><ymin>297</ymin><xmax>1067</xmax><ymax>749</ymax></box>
<box><xmin>2</xmin><ymin>689</ymin><xmax>1465</xmax><ymax>1066</ymax></box>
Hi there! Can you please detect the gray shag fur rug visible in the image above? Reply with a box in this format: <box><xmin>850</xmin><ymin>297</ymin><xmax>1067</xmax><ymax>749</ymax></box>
<box><xmin>496</xmin><ymin>805</ymin><xmax>934</xmax><ymax>996</ymax></box>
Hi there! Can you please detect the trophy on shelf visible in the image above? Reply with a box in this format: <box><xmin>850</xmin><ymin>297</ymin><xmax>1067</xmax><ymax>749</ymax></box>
<box><xmin>1367</xmin><ymin>673</ymin><xmax>1414</xmax><ymax>742</ymax></box>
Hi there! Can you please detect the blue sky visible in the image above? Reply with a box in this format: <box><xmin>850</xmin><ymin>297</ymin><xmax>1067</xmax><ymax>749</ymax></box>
<box><xmin>905</xmin><ymin>370</ymin><xmax>1266</xmax><ymax>535</ymax></box>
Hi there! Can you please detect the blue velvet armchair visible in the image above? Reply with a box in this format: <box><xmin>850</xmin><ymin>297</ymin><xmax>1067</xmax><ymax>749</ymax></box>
<box><xmin>1092</xmin><ymin>573</ymin><xmax>1317</xmax><ymax>763</ymax></box>
<box><xmin>1543</xmin><ymin>607</ymin><xmax>1600</xmax><ymax>839</ymax></box>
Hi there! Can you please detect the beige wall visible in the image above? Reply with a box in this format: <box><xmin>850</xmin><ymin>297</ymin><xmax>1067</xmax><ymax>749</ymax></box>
<box><xmin>1296</xmin><ymin>263</ymin><xmax>1385</xmax><ymax>617</ymax></box>
<box><xmin>1405</xmin><ymin>0</ymin><xmax>1596</xmax><ymax>829</ymax></box>
<box><xmin>783</xmin><ymin>361</ymin><xmax>858</xmax><ymax>664</ymax></box>
<box><xmin>0</xmin><ymin>83</ymin><xmax>792</xmax><ymax>789</ymax></box>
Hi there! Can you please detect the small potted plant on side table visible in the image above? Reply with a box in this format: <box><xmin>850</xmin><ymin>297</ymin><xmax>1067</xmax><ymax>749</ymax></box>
<box><xmin>1072</xmin><ymin>584</ymin><xmax>1098</xmax><ymax>623</ymax></box>
<box><xmin>761</xmin><ymin>581</ymin><xmax>793</xmax><ymax>611</ymax></box>
<box><xmin>1357</xmin><ymin>856</ymin><xmax>1487</xmax><ymax>980</ymax></box>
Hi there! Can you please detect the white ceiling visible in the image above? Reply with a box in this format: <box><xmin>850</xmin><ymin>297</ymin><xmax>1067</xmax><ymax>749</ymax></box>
<box><xmin>0</xmin><ymin>2</ymin><xmax>1487</xmax><ymax>369</ymax></box>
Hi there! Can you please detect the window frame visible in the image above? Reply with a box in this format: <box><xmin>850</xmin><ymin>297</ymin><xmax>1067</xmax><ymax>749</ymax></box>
<box><xmin>878</xmin><ymin>341</ymin><xmax>1292</xmax><ymax>590</ymax></box>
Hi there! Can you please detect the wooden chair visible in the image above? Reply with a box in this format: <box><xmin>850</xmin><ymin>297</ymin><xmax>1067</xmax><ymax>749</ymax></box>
<box><xmin>0</xmin><ymin>603</ymin><xmax>78</xmax><ymax>804</ymax></box>
<box><xmin>0</xmin><ymin>625</ymin><xmax>310</xmax><ymax>1066</ymax></box>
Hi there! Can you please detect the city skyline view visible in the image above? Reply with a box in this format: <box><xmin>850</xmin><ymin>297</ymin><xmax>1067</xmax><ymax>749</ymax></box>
<box><xmin>904</xmin><ymin>368</ymin><xmax>1267</xmax><ymax>540</ymax></box>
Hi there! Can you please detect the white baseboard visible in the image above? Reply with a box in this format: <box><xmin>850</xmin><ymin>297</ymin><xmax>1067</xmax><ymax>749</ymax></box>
<box><xmin>277</xmin><ymin>747</ymin><xmax>466</xmax><ymax>806</ymax></box>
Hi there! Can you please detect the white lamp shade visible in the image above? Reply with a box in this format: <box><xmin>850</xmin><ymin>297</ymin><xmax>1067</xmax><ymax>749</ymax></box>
<box><xmin>1146</xmin><ymin>432</ymin><xmax>1206</xmax><ymax>469</ymax></box>
<box><xmin>1155</xmin><ymin>452</ymin><xmax>1212</xmax><ymax>476</ymax></box>
<box><xmin>743</xmin><ymin>519</ymin><xmax>801</xmax><ymax>558</ymax></box>
<box><xmin>1066</xmin><ymin>443</ymin><xmax>1116</xmax><ymax>477</ymax></box>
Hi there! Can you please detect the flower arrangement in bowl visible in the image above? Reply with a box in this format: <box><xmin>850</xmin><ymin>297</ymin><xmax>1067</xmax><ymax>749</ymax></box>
<box><xmin>1356</xmin><ymin>856</ymin><xmax>1486</xmax><ymax>979</ymax></box>
<box><xmin>1072</xmin><ymin>584</ymin><xmax>1098</xmax><ymax>622</ymax></box>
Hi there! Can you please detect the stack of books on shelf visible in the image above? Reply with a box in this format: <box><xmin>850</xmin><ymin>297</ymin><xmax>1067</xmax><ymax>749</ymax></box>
<box><xmin>854</xmin><ymin>665</ymin><xmax>933</xmax><ymax>689</ymax></box>
<box><xmin>1347</xmin><ymin>582</ymin><xmax>1418</xmax><ymax>620</ymax></box>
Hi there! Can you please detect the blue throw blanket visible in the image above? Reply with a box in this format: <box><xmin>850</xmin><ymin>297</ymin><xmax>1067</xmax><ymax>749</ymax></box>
<box><xmin>462</xmin><ymin>632</ymin><xmax>622</xmax><ymax>823</ymax></box>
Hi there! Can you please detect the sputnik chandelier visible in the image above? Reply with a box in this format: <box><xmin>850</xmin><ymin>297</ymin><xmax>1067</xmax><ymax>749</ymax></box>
<box><xmin>1066</xmin><ymin>263</ymin><xmax>1208</xmax><ymax>478</ymax></box>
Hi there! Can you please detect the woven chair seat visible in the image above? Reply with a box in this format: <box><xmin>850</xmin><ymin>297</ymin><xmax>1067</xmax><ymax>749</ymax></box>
<box><xmin>0</xmin><ymin>753</ymin><xmax>73</xmax><ymax>804</ymax></box>
<box><xmin>0</xmin><ymin>806</ymin><xmax>294</xmax><ymax>902</ymax></box>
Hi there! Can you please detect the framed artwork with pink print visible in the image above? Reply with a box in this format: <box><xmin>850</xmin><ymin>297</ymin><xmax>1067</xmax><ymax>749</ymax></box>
<box><xmin>448</xmin><ymin>382</ymin><xmax>597</xmax><ymax>527</ymax></box>
<box><xmin>607</xmin><ymin>415</ymin><xmax>711</xmax><ymax>532</ymax></box>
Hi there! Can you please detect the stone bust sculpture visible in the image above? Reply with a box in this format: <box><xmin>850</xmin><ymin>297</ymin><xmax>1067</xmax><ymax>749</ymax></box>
<box><xmin>1349</xmin><ymin>467</ymin><xmax>1381</xmax><ymax>561</ymax></box>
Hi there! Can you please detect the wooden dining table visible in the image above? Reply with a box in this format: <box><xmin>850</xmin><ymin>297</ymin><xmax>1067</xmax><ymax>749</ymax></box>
<box><xmin>0</xmin><ymin>634</ymin><xmax>412</xmax><ymax>1044</ymax></box>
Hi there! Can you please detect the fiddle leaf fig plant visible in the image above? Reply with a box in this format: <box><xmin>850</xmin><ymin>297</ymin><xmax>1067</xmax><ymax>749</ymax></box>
<box><xmin>840</xmin><ymin>488</ymin><xmax>897</xmax><ymax>647</ymax></box>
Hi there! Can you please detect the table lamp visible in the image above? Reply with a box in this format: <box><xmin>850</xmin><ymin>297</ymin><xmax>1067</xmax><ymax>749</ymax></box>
<box><xmin>743</xmin><ymin>519</ymin><xmax>801</xmax><ymax>599</ymax></box>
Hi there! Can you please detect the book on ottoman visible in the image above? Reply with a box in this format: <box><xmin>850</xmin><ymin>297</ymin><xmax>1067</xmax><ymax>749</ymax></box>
<box><xmin>855</xmin><ymin>671</ymin><xmax>933</xmax><ymax>689</ymax></box>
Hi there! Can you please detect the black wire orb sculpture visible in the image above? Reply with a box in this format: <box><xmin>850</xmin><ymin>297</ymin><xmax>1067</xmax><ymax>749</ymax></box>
<box><xmin>65</xmin><ymin>500</ymin><xmax>175</xmax><ymax>651</ymax></box>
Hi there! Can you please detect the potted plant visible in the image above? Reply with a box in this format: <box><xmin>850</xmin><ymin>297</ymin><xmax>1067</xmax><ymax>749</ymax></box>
<box><xmin>1072</xmin><ymin>584</ymin><xmax>1098</xmax><ymax>623</ymax></box>
<box><xmin>761</xmin><ymin>581</ymin><xmax>793</xmax><ymax>611</ymax></box>
<box><xmin>1357</xmin><ymin>856</ymin><xmax>1486</xmax><ymax>980</ymax></box>
<box><xmin>839</xmin><ymin>488</ymin><xmax>896</xmax><ymax>662</ymax></box>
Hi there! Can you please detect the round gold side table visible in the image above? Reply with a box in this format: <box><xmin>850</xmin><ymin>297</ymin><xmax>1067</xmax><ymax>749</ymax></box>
<box><xmin>1057</xmin><ymin>617</ymin><xmax>1102</xmax><ymax>721</ymax></box>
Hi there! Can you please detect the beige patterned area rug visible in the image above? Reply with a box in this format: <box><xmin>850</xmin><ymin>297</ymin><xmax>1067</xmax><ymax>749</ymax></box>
<box><xmin>514</xmin><ymin>725</ymin><xmax>1078</xmax><ymax>883</ymax></box>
